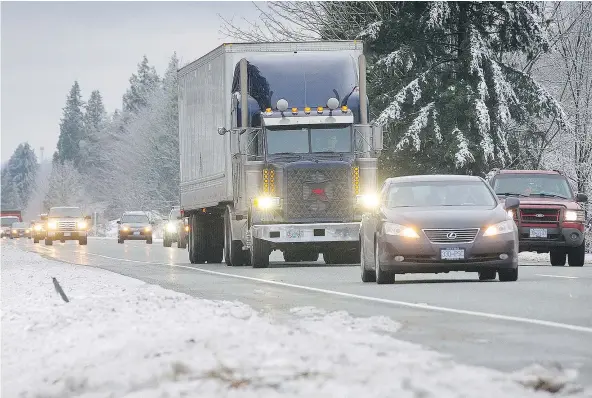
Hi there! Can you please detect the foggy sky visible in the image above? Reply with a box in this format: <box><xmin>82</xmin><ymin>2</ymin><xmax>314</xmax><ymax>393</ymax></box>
<box><xmin>1</xmin><ymin>1</ymin><xmax>258</xmax><ymax>162</ymax></box>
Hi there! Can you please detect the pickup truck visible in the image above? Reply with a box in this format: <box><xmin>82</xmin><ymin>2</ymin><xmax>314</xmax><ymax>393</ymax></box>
<box><xmin>44</xmin><ymin>206</ymin><xmax>91</xmax><ymax>246</ymax></box>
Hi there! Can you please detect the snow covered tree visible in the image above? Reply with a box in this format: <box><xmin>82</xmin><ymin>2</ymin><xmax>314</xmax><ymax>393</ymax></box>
<box><xmin>23</xmin><ymin>160</ymin><xmax>52</xmax><ymax>219</ymax></box>
<box><xmin>1</xmin><ymin>143</ymin><xmax>38</xmax><ymax>209</ymax></box>
<box><xmin>223</xmin><ymin>2</ymin><xmax>568</xmax><ymax>176</ymax></box>
<box><xmin>122</xmin><ymin>55</ymin><xmax>160</xmax><ymax>115</ymax></box>
<box><xmin>44</xmin><ymin>161</ymin><xmax>87</xmax><ymax>211</ymax></box>
<box><xmin>55</xmin><ymin>81</ymin><xmax>85</xmax><ymax>168</ymax></box>
<box><xmin>80</xmin><ymin>90</ymin><xmax>107</xmax><ymax>174</ymax></box>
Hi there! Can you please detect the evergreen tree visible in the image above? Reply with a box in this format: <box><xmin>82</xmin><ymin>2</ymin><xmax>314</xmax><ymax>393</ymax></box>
<box><xmin>56</xmin><ymin>81</ymin><xmax>85</xmax><ymax>168</ymax></box>
<box><xmin>43</xmin><ymin>161</ymin><xmax>86</xmax><ymax>210</ymax></box>
<box><xmin>122</xmin><ymin>55</ymin><xmax>160</xmax><ymax>115</ymax></box>
<box><xmin>80</xmin><ymin>90</ymin><xmax>107</xmax><ymax>173</ymax></box>
<box><xmin>0</xmin><ymin>143</ymin><xmax>38</xmax><ymax>209</ymax></box>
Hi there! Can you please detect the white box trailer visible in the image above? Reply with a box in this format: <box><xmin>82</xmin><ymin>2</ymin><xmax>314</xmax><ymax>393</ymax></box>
<box><xmin>178</xmin><ymin>41</ymin><xmax>364</xmax><ymax>210</ymax></box>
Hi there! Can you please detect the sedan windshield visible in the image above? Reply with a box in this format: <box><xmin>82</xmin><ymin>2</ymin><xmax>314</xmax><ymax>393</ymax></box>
<box><xmin>1</xmin><ymin>217</ymin><xmax>19</xmax><ymax>227</ymax></box>
<box><xmin>267</xmin><ymin>124</ymin><xmax>351</xmax><ymax>155</ymax></box>
<box><xmin>49</xmin><ymin>207</ymin><xmax>83</xmax><ymax>218</ymax></box>
<box><xmin>121</xmin><ymin>214</ymin><xmax>149</xmax><ymax>224</ymax></box>
<box><xmin>387</xmin><ymin>180</ymin><xmax>497</xmax><ymax>208</ymax></box>
<box><xmin>491</xmin><ymin>174</ymin><xmax>573</xmax><ymax>199</ymax></box>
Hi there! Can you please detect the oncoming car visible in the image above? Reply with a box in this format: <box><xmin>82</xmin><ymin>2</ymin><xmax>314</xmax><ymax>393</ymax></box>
<box><xmin>45</xmin><ymin>207</ymin><xmax>90</xmax><ymax>245</ymax></box>
<box><xmin>10</xmin><ymin>222</ymin><xmax>31</xmax><ymax>239</ymax></box>
<box><xmin>359</xmin><ymin>175</ymin><xmax>520</xmax><ymax>284</ymax></box>
<box><xmin>117</xmin><ymin>211</ymin><xmax>153</xmax><ymax>244</ymax></box>
<box><xmin>1</xmin><ymin>216</ymin><xmax>20</xmax><ymax>238</ymax></box>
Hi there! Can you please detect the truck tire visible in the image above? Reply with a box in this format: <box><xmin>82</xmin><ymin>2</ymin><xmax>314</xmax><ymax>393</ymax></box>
<box><xmin>207</xmin><ymin>217</ymin><xmax>224</xmax><ymax>263</ymax></box>
<box><xmin>146</xmin><ymin>236</ymin><xmax>153</xmax><ymax>244</ymax></box>
<box><xmin>178</xmin><ymin>236</ymin><xmax>187</xmax><ymax>249</ymax></box>
<box><xmin>189</xmin><ymin>214</ymin><xmax>206</xmax><ymax>264</ymax></box>
<box><xmin>550</xmin><ymin>249</ymin><xmax>566</xmax><ymax>266</ymax></box>
<box><xmin>567</xmin><ymin>241</ymin><xmax>585</xmax><ymax>267</ymax></box>
<box><xmin>251</xmin><ymin>238</ymin><xmax>270</xmax><ymax>268</ymax></box>
<box><xmin>224</xmin><ymin>209</ymin><xmax>246</xmax><ymax>266</ymax></box>
<box><xmin>33</xmin><ymin>237</ymin><xmax>39</xmax><ymax>244</ymax></box>
<box><xmin>163</xmin><ymin>237</ymin><xmax>172</xmax><ymax>247</ymax></box>
<box><xmin>498</xmin><ymin>268</ymin><xmax>518</xmax><ymax>281</ymax></box>
<box><xmin>45</xmin><ymin>238</ymin><xmax>53</xmax><ymax>246</ymax></box>
<box><xmin>79</xmin><ymin>237</ymin><xmax>88</xmax><ymax>245</ymax></box>
<box><xmin>118</xmin><ymin>237</ymin><xmax>124</xmax><ymax>244</ymax></box>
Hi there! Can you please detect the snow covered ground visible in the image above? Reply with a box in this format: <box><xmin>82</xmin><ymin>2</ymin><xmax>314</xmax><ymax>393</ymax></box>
<box><xmin>1</xmin><ymin>245</ymin><xmax>588</xmax><ymax>398</ymax></box>
<box><xmin>519</xmin><ymin>251</ymin><xmax>592</xmax><ymax>265</ymax></box>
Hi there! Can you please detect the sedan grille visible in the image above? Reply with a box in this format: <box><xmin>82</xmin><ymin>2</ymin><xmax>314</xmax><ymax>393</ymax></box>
<box><xmin>423</xmin><ymin>228</ymin><xmax>479</xmax><ymax>243</ymax></box>
<box><xmin>57</xmin><ymin>221</ymin><xmax>77</xmax><ymax>231</ymax></box>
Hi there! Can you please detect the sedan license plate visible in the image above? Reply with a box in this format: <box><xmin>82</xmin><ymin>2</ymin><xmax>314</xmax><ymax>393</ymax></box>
<box><xmin>133</xmin><ymin>231</ymin><xmax>140</xmax><ymax>236</ymax></box>
<box><xmin>441</xmin><ymin>249</ymin><xmax>465</xmax><ymax>261</ymax></box>
<box><xmin>64</xmin><ymin>232</ymin><xmax>71</xmax><ymax>237</ymax></box>
<box><xmin>286</xmin><ymin>229</ymin><xmax>303</xmax><ymax>239</ymax></box>
<box><xmin>529</xmin><ymin>228</ymin><xmax>547</xmax><ymax>238</ymax></box>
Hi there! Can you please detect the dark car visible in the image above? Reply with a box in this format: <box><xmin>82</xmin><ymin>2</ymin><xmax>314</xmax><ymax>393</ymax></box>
<box><xmin>117</xmin><ymin>211</ymin><xmax>153</xmax><ymax>244</ymax></box>
<box><xmin>487</xmin><ymin>169</ymin><xmax>588</xmax><ymax>267</ymax></box>
<box><xmin>10</xmin><ymin>222</ymin><xmax>31</xmax><ymax>239</ymax></box>
<box><xmin>359</xmin><ymin>175</ymin><xmax>520</xmax><ymax>284</ymax></box>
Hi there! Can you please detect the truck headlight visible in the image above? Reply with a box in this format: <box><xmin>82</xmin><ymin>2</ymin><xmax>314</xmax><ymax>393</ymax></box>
<box><xmin>34</xmin><ymin>225</ymin><xmax>42</xmax><ymax>231</ymax></box>
<box><xmin>26</xmin><ymin>229</ymin><xmax>30</xmax><ymax>233</ymax></box>
<box><xmin>144</xmin><ymin>226</ymin><xmax>152</xmax><ymax>232</ymax></box>
<box><xmin>78</xmin><ymin>221</ymin><xmax>87</xmax><ymax>229</ymax></box>
<box><xmin>122</xmin><ymin>226</ymin><xmax>129</xmax><ymax>232</ymax></box>
<box><xmin>12</xmin><ymin>229</ymin><xmax>17</xmax><ymax>234</ymax></box>
<box><xmin>384</xmin><ymin>223</ymin><xmax>420</xmax><ymax>239</ymax></box>
<box><xmin>483</xmin><ymin>220</ymin><xmax>514</xmax><ymax>236</ymax></box>
<box><xmin>48</xmin><ymin>221</ymin><xmax>57</xmax><ymax>230</ymax></box>
<box><xmin>166</xmin><ymin>223</ymin><xmax>176</xmax><ymax>233</ymax></box>
<box><xmin>565</xmin><ymin>210</ymin><xmax>584</xmax><ymax>222</ymax></box>
<box><xmin>254</xmin><ymin>196</ymin><xmax>281</xmax><ymax>210</ymax></box>
<box><xmin>356</xmin><ymin>194</ymin><xmax>379</xmax><ymax>210</ymax></box>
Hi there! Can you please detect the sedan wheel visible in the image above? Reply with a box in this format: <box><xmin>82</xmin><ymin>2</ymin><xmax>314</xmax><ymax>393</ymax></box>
<box><xmin>498</xmin><ymin>268</ymin><xmax>518</xmax><ymax>282</ymax></box>
<box><xmin>360</xmin><ymin>237</ymin><xmax>376</xmax><ymax>283</ymax></box>
<box><xmin>478</xmin><ymin>269</ymin><xmax>496</xmax><ymax>281</ymax></box>
<box><xmin>375</xmin><ymin>241</ymin><xmax>394</xmax><ymax>285</ymax></box>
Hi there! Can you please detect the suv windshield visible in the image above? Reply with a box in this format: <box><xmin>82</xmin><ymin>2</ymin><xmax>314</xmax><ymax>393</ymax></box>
<box><xmin>492</xmin><ymin>174</ymin><xmax>573</xmax><ymax>199</ymax></box>
<box><xmin>49</xmin><ymin>207</ymin><xmax>83</xmax><ymax>218</ymax></box>
<box><xmin>121</xmin><ymin>214</ymin><xmax>149</xmax><ymax>224</ymax></box>
<box><xmin>1</xmin><ymin>217</ymin><xmax>19</xmax><ymax>227</ymax></box>
<box><xmin>12</xmin><ymin>222</ymin><xmax>28</xmax><ymax>228</ymax></box>
<box><xmin>266</xmin><ymin>124</ymin><xmax>351</xmax><ymax>155</ymax></box>
<box><xmin>386</xmin><ymin>180</ymin><xmax>497</xmax><ymax>208</ymax></box>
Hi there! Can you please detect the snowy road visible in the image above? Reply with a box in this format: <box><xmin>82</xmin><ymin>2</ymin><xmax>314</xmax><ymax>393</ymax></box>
<box><xmin>6</xmin><ymin>237</ymin><xmax>592</xmax><ymax>389</ymax></box>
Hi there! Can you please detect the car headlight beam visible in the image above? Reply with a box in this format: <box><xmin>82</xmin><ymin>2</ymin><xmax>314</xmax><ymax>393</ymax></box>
<box><xmin>484</xmin><ymin>220</ymin><xmax>514</xmax><ymax>237</ymax></box>
<box><xmin>384</xmin><ymin>223</ymin><xmax>420</xmax><ymax>239</ymax></box>
<box><xmin>166</xmin><ymin>223</ymin><xmax>177</xmax><ymax>233</ymax></box>
<box><xmin>356</xmin><ymin>194</ymin><xmax>380</xmax><ymax>210</ymax></box>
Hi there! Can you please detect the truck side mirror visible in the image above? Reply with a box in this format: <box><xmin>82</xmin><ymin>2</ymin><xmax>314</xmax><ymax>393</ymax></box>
<box><xmin>372</xmin><ymin>124</ymin><xmax>383</xmax><ymax>151</ymax></box>
<box><xmin>576</xmin><ymin>193</ymin><xmax>588</xmax><ymax>203</ymax></box>
<box><xmin>41</xmin><ymin>215</ymin><xmax>48</xmax><ymax>221</ymax></box>
<box><xmin>504</xmin><ymin>197</ymin><xmax>520</xmax><ymax>210</ymax></box>
<box><xmin>217</xmin><ymin>127</ymin><xmax>228</xmax><ymax>136</ymax></box>
<box><xmin>116</xmin><ymin>220</ymin><xmax>121</xmax><ymax>224</ymax></box>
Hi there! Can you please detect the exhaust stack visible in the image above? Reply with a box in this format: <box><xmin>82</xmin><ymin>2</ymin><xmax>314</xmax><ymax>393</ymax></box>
<box><xmin>358</xmin><ymin>54</ymin><xmax>368</xmax><ymax>125</ymax></box>
<box><xmin>240</xmin><ymin>58</ymin><xmax>248</xmax><ymax>128</ymax></box>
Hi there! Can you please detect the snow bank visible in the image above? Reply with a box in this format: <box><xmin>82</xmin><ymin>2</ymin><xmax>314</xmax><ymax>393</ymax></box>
<box><xmin>1</xmin><ymin>245</ymin><xmax>586</xmax><ymax>398</ymax></box>
<box><xmin>519</xmin><ymin>251</ymin><xmax>592</xmax><ymax>265</ymax></box>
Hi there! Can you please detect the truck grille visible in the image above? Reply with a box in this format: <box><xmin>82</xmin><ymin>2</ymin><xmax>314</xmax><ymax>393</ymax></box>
<box><xmin>519</xmin><ymin>208</ymin><xmax>560</xmax><ymax>226</ymax></box>
<box><xmin>423</xmin><ymin>228</ymin><xmax>479</xmax><ymax>243</ymax></box>
<box><xmin>58</xmin><ymin>221</ymin><xmax>76</xmax><ymax>231</ymax></box>
<box><xmin>284</xmin><ymin>163</ymin><xmax>353</xmax><ymax>222</ymax></box>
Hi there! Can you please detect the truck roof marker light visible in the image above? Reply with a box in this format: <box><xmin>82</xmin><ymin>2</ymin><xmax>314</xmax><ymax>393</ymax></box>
<box><xmin>291</xmin><ymin>107</ymin><xmax>298</xmax><ymax>115</ymax></box>
<box><xmin>265</xmin><ymin>108</ymin><xmax>272</xmax><ymax>115</ymax></box>
<box><xmin>317</xmin><ymin>106</ymin><xmax>324</xmax><ymax>114</ymax></box>
<box><xmin>341</xmin><ymin>105</ymin><xmax>348</xmax><ymax>113</ymax></box>
<box><xmin>304</xmin><ymin>107</ymin><xmax>311</xmax><ymax>114</ymax></box>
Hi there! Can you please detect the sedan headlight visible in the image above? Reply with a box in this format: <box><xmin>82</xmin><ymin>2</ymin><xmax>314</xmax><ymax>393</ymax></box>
<box><xmin>383</xmin><ymin>223</ymin><xmax>420</xmax><ymax>239</ymax></box>
<box><xmin>254</xmin><ymin>196</ymin><xmax>281</xmax><ymax>210</ymax></box>
<box><xmin>166</xmin><ymin>223</ymin><xmax>177</xmax><ymax>233</ymax></box>
<box><xmin>78</xmin><ymin>221</ymin><xmax>87</xmax><ymax>229</ymax></box>
<box><xmin>483</xmin><ymin>220</ymin><xmax>514</xmax><ymax>236</ymax></box>
<box><xmin>48</xmin><ymin>222</ymin><xmax>57</xmax><ymax>230</ymax></box>
<box><xmin>565</xmin><ymin>210</ymin><xmax>585</xmax><ymax>222</ymax></box>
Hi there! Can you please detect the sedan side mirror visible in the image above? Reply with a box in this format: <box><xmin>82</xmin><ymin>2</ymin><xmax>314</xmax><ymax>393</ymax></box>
<box><xmin>504</xmin><ymin>197</ymin><xmax>520</xmax><ymax>210</ymax></box>
<box><xmin>576</xmin><ymin>193</ymin><xmax>588</xmax><ymax>203</ymax></box>
<box><xmin>116</xmin><ymin>220</ymin><xmax>121</xmax><ymax>224</ymax></box>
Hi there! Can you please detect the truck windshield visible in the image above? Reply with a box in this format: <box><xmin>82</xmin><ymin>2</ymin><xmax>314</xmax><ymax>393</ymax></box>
<box><xmin>492</xmin><ymin>174</ymin><xmax>573</xmax><ymax>199</ymax></box>
<box><xmin>267</xmin><ymin>124</ymin><xmax>352</xmax><ymax>155</ymax></box>
<box><xmin>49</xmin><ymin>207</ymin><xmax>83</xmax><ymax>218</ymax></box>
<box><xmin>2</xmin><ymin>217</ymin><xmax>19</xmax><ymax>227</ymax></box>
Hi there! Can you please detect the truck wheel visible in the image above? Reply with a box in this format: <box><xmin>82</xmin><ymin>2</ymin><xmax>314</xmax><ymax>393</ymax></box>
<box><xmin>33</xmin><ymin>237</ymin><xmax>39</xmax><ymax>244</ymax></box>
<box><xmin>550</xmin><ymin>249</ymin><xmax>566</xmax><ymax>266</ymax></box>
<box><xmin>207</xmin><ymin>218</ymin><xmax>224</xmax><ymax>263</ymax></box>
<box><xmin>45</xmin><ymin>238</ymin><xmax>53</xmax><ymax>246</ymax></box>
<box><xmin>178</xmin><ymin>237</ymin><xmax>187</xmax><ymax>249</ymax></box>
<box><xmin>498</xmin><ymin>268</ymin><xmax>518</xmax><ymax>282</ymax></box>
<box><xmin>567</xmin><ymin>241</ymin><xmax>585</xmax><ymax>267</ymax></box>
<box><xmin>251</xmin><ymin>238</ymin><xmax>270</xmax><ymax>268</ymax></box>
<box><xmin>79</xmin><ymin>237</ymin><xmax>88</xmax><ymax>245</ymax></box>
<box><xmin>118</xmin><ymin>237</ymin><xmax>124</xmax><ymax>244</ymax></box>
<box><xmin>163</xmin><ymin>237</ymin><xmax>172</xmax><ymax>247</ymax></box>
<box><xmin>189</xmin><ymin>214</ymin><xmax>206</xmax><ymax>264</ymax></box>
<box><xmin>224</xmin><ymin>209</ymin><xmax>245</xmax><ymax>266</ymax></box>
<box><xmin>146</xmin><ymin>237</ymin><xmax>153</xmax><ymax>244</ymax></box>
<box><xmin>283</xmin><ymin>251</ymin><xmax>300</xmax><ymax>262</ymax></box>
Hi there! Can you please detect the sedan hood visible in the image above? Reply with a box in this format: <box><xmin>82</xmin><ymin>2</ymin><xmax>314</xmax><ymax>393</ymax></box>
<box><xmin>383</xmin><ymin>206</ymin><xmax>505</xmax><ymax>229</ymax></box>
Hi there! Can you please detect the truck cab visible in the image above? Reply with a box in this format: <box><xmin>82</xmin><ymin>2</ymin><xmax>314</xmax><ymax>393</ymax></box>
<box><xmin>44</xmin><ymin>207</ymin><xmax>91</xmax><ymax>246</ymax></box>
<box><xmin>487</xmin><ymin>169</ymin><xmax>588</xmax><ymax>267</ymax></box>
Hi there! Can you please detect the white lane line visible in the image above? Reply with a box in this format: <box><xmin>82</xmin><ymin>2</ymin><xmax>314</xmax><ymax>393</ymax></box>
<box><xmin>82</xmin><ymin>252</ymin><xmax>592</xmax><ymax>334</ymax></box>
<box><xmin>536</xmin><ymin>274</ymin><xmax>579</xmax><ymax>279</ymax></box>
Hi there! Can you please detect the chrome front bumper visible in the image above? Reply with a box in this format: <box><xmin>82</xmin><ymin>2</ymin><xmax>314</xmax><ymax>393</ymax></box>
<box><xmin>252</xmin><ymin>222</ymin><xmax>360</xmax><ymax>243</ymax></box>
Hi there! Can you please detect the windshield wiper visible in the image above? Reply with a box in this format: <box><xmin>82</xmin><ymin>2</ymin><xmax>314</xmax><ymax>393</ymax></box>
<box><xmin>496</xmin><ymin>192</ymin><xmax>531</xmax><ymax>197</ymax></box>
<box><xmin>532</xmin><ymin>193</ymin><xmax>569</xmax><ymax>199</ymax></box>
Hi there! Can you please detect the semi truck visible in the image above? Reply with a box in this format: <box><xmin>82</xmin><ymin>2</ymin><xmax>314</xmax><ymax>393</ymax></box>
<box><xmin>178</xmin><ymin>41</ymin><xmax>383</xmax><ymax>268</ymax></box>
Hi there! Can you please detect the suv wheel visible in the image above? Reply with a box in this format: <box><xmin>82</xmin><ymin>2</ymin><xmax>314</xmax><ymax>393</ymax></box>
<box><xmin>550</xmin><ymin>249</ymin><xmax>566</xmax><ymax>266</ymax></box>
<box><xmin>567</xmin><ymin>241</ymin><xmax>585</xmax><ymax>267</ymax></box>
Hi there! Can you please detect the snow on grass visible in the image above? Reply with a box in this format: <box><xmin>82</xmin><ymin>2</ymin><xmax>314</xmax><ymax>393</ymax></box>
<box><xmin>1</xmin><ymin>245</ymin><xmax>587</xmax><ymax>397</ymax></box>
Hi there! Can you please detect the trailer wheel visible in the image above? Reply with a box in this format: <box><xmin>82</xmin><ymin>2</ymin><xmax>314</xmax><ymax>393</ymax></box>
<box><xmin>189</xmin><ymin>214</ymin><xmax>206</xmax><ymax>264</ymax></box>
<box><xmin>251</xmin><ymin>238</ymin><xmax>270</xmax><ymax>268</ymax></box>
<box><xmin>224</xmin><ymin>209</ymin><xmax>246</xmax><ymax>266</ymax></box>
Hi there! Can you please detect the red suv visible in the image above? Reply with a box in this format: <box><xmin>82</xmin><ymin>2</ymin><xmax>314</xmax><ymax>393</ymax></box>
<box><xmin>487</xmin><ymin>169</ymin><xmax>588</xmax><ymax>267</ymax></box>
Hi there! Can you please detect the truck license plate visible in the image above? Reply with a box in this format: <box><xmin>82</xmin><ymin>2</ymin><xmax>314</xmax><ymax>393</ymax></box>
<box><xmin>286</xmin><ymin>229</ymin><xmax>302</xmax><ymax>239</ymax></box>
<box><xmin>133</xmin><ymin>231</ymin><xmax>140</xmax><ymax>236</ymax></box>
<box><xmin>529</xmin><ymin>228</ymin><xmax>547</xmax><ymax>238</ymax></box>
<box><xmin>441</xmin><ymin>249</ymin><xmax>465</xmax><ymax>260</ymax></box>
<box><xmin>64</xmin><ymin>232</ymin><xmax>71</xmax><ymax>237</ymax></box>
